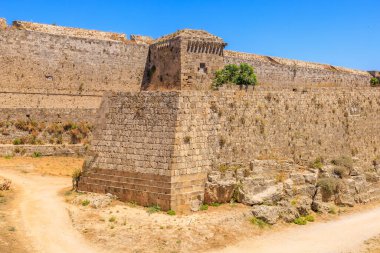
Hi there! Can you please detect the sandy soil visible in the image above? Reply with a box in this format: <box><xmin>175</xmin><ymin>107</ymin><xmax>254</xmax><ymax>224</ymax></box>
<box><xmin>0</xmin><ymin>176</ymin><xmax>32</xmax><ymax>253</ymax></box>
<box><xmin>208</xmin><ymin>206</ymin><xmax>380</xmax><ymax>253</ymax></box>
<box><xmin>68</xmin><ymin>196</ymin><xmax>257</xmax><ymax>253</ymax></box>
<box><xmin>0</xmin><ymin>168</ymin><xmax>101</xmax><ymax>253</ymax></box>
<box><xmin>359</xmin><ymin>235</ymin><xmax>380</xmax><ymax>253</ymax></box>
<box><xmin>0</xmin><ymin>156</ymin><xmax>83</xmax><ymax>176</ymax></box>
<box><xmin>1</xmin><ymin>158</ymin><xmax>380</xmax><ymax>253</ymax></box>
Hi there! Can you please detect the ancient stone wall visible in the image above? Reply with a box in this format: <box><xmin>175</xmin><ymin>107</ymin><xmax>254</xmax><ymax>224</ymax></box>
<box><xmin>179</xmin><ymin>88</ymin><xmax>380</xmax><ymax>169</ymax></box>
<box><xmin>145</xmin><ymin>38</ymin><xmax>182</xmax><ymax>90</ymax></box>
<box><xmin>79</xmin><ymin>92</ymin><xmax>206</xmax><ymax>211</ymax></box>
<box><xmin>0</xmin><ymin>28</ymin><xmax>149</xmax><ymax>95</ymax></box>
<box><xmin>224</xmin><ymin>51</ymin><xmax>372</xmax><ymax>88</ymax></box>
<box><xmin>80</xmin><ymin>88</ymin><xmax>380</xmax><ymax>211</ymax></box>
<box><xmin>12</xmin><ymin>21</ymin><xmax>127</xmax><ymax>42</ymax></box>
<box><xmin>0</xmin><ymin>93</ymin><xmax>101</xmax><ymax>143</ymax></box>
<box><xmin>180</xmin><ymin>37</ymin><xmax>225</xmax><ymax>90</ymax></box>
<box><xmin>145</xmin><ymin>30</ymin><xmax>226</xmax><ymax>91</ymax></box>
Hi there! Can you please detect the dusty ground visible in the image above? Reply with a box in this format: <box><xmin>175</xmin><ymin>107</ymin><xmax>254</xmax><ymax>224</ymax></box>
<box><xmin>359</xmin><ymin>235</ymin><xmax>380</xmax><ymax>253</ymax></box>
<box><xmin>0</xmin><ymin>176</ymin><xmax>31</xmax><ymax>253</ymax></box>
<box><xmin>1</xmin><ymin>157</ymin><xmax>380</xmax><ymax>253</ymax></box>
<box><xmin>67</xmin><ymin>195</ymin><xmax>259</xmax><ymax>253</ymax></box>
<box><xmin>211</xmin><ymin>204</ymin><xmax>380</xmax><ymax>253</ymax></box>
<box><xmin>0</xmin><ymin>156</ymin><xmax>83</xmax><ymax>176</ymax></box>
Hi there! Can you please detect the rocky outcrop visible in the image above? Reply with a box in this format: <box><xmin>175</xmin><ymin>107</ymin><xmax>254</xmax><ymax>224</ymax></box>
<box><xmin>205</xmin><ymin>158</ymin><xmax>380</xmax><ymax>224</ymax></box>
<box><xmin>251</xmin><ymin>205</ymin><xmax>280</xmax><ymax>225</ymax></box>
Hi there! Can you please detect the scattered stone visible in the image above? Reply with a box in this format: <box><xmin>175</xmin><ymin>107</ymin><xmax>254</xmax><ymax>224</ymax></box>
<box><xmin>251</xmin><ymin>205</ymin><xmax>280</xmax><ymax>225</ymax></box>
<box><xmin>205</xmin><ymin>171</ymin><xmax>236</xmax><ymax>203</ymax></box>
<box><xmin>311</xmin><ymin>201</ymin><xmax>331</xmax><ymax>214</ymax></box>
<box><xmin>335</xmin><ymin>193</ymin><xmax>355</xmax><ymax>207</ymax></box>
<box><xmin>349</xmin><ymin>167</ymin><xmax>360</xmax><ymax>176</ymax></box>
<box><xmin>242</xmin><ymin>183</ymin><xmax>283</xmax><ymax>205</ymax></box>
<box><xmin>72</xmin><ymin>193</ymin><xmax>113</xmax><ymax>209</ymax></box>
<box><xmin>295</xmin><ymin>196</ymin><xmax>312</xmax><ymax>216</ymax></box>
<box><xmin>277</xmin><ymin>200</ymin><xmax>300</xmax><ymax>222</ymax></box>
<box><xmin>290</xmin><ymin>173</ymin><xmax>305</xmax><ymax>185</ymax></box>
<box><xmin>204</xmin><ymin>181</ymin><xmax>235</xmax><ymax>204</ymax></box>
<box><xmin>190</xmin><ymin>199</ymin><xmax>202</xmax><ymax>212</ymax></box>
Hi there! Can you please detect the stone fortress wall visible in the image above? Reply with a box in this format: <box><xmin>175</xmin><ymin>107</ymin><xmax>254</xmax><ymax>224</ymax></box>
<box><xmin>0</xmin><ymin>18</ymin><xmax>150</xmax><ymax>127</ymax></box>
<box><xmin>224</xmin><ymin>51</ymin><xmax>372</xmax><ymax>88</ymax></box>
<box><xmin>1</xmin><ymin>18</ymin><xmax>379</xmax><ymax>213</ymax></box>
<box><xmin>0</xmin><ymin>19</ymin><xmax>149</xmax><ymax>96</ymax></box>
<box><xmin>79</xmin><ymin>88</ymin><xmax>380</xmax><ymax>211</ymax></box>
<box><xmin>0</xmin><ymin>18</ymin><xmax>376</xmax><ymax>128</ymax></box>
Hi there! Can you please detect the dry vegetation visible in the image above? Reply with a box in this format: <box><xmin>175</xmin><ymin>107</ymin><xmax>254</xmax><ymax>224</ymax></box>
<box><xmin>0</xmin><ymin>120</ymin><xmax>93</xmax><ymax>145</ymax></box>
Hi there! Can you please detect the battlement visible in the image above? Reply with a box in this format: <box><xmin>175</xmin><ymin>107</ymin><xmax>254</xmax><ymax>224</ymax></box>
<box><xmin>11</xmin><ymin>20</ymin><xmax>128</xmax><ymax>42</ymax></box>
<box><xmin>155</xmin><ymin>29</ymin><xmax>225</xmax><ymax>43</ymax></box>
<box><xmin>130</xmin><ymin>34</ymin><xmax>154</xmax><ymax>45</ymax></box>
<box><xmin>225</xmin><ymin>50</ymin><xmax>371</xmax><ymax>76</ymax></box>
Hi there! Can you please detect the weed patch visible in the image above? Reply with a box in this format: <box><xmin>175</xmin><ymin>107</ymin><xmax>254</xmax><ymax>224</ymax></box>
<box><xmin>250</xmin><ymin>217</ymin><xmax>269</xmax><ymax>229</ymax></box>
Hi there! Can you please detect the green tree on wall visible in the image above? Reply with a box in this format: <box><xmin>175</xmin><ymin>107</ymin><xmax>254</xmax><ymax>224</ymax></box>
<box><xmin>213</xmin><ymin>63</ymin><xmax>257</xmax><ymax>89</ymax></box>
<box><xmin>370</xmin><ymin>77</ymin><xmax>380</xmax><ymax>87</ymax></box>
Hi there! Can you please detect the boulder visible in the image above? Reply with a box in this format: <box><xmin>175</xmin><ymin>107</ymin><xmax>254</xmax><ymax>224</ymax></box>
<box><xmin>277</xmin><ymin>200</ymin><xmax>300</xmax><ymax>222</ymax></box>
<box><xmin>295</xmin><ymin>196</ymin><xmax>312</xmax><ymax>216</ymax></box>
<box><xmin>204</xmin><ymin>181</ymin><xmax>235</xmax><ymax>204</ymax></box>
<box><xmin>334</xmin><ymin>179</ymin><xmax>355</xmax><ymax>207</ymax></box>
<box><xmin>283</xmin><ymin>179</ymin><xmax>294</xmax><ymax>196</ymax></box>
<box><xmin>242</xmin><ymin>183</ymin><xmax>283</xmax><ymax>205</ymax></box>
<box><xmin>349</xmin><ymin>167</ymin><xmax>360</xmax><ymax>176</ymax></box>
<box><xmin>311</xmin><ymin>201</ymin><xmax>331</xmax><ymax>214</ymax></box>
<box><xmin>251</xmin><ymin>205</ymin><xmax>280</xmax><ymax>225</ymax></box>
<box><xmin>292</xmin><ymin>184</ymin><xmax>316</xmax><ymax>198</ymax></box>
<box><xmin>290</xmin><ymin>173</ymin><xmax>305</xmax><ymax>185</ymax></box>
<box><xmin>304</xmin><ymin>173</ymin><xmax>318</xmax><ymax>185</ymax></box>
<box><xmin>375</xmin><ymin>164</ymin><xmax>380</xmax><ymax>175</ymax></box>
<box><xmin>335</xmin><ymin>193</ymin><xmax>355</xmax><ymax>207</ymax></box>
<box><xmin>190</xmin><ymin>199</ymin><xmax>202</xmax><ymax>212</ymax></box>
<box><xmin>204</xmin><ymin>171</ymin><xmax>236</xmax><ymax>204</ymax></box>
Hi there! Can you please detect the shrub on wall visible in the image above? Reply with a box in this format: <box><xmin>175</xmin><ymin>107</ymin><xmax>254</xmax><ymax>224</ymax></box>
<box><xmin>370</xmin><ymin>77</ymin><xmax>380</xmax><ymax>87</ymax></box>
<box><xmin>213</xmin><ymin>63</ymin><xmax>257</xmax><ymax>89</ymax></box>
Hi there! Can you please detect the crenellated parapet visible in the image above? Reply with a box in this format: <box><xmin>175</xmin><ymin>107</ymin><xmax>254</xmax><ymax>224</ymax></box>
<box><xmin>144</xmin><ymin>29</ymin><xmax>227</xmax><ymax>90</ymax></box>
<box><xmin>11</xmin><ymin>20</ymin><xmax>128</xmax><ymax>42</ymax></box>
<box><xmin>224</xmin><ymin>50</ymin><xmax>373</xmax><ymax>88</ymax></box>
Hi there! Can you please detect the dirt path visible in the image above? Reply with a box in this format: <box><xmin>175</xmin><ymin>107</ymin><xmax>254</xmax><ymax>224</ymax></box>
<box><xmin>210</xmin><ymin>206</ymin><xmax>380</xmax><ymax>253</ymax></box>
<box><xmin>2</xmin><ymin>165</ymin><xmax>380</xmax><ymax>253</ymax></box>
<box><xmin>0</xmin><ymin>168</ymin><xmax>102</xmax><ymax>253</ymax></box>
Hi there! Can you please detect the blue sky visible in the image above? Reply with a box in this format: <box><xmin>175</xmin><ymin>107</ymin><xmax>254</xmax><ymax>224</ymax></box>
<box><xmin>2</xmin><ymin>0</ymin><xmax>379</xmax><ymax>70</ymax></box>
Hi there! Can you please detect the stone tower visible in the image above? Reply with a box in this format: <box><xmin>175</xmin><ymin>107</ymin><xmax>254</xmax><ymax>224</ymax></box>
<box><xmin>144</xmin><ymin>29</ymin><xmax>226</xmax><ymax>90</ymax></box>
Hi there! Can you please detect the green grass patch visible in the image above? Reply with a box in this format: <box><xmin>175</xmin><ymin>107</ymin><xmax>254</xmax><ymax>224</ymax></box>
<box><xmin>250</xmin><ymin>217</ymin><xmax>269</xmax><ymax>229</ymax></box>
<box><xmin>200</xmin><ymin>204</ymin><xmax>209</xmax><ymax>211</ymax></box>
<box><xmin>147</xmin><ymin>204</ymin><xmax>161</xmax><ymax>214</ymax></box>
<box><xmin>81</xmin><ymin>199</ymin><xmax>90</xmax><ymax>206</ymax></box>
<box><xmin>304</xmin><ymin>215</ymin><xmax>315</xmax><ymax>222</ymax></box>
<box><xmin>32</xmin><ymin>152</ymin><xmax>42</xmax><ymax>158</ymax></box>
<box><xmin>293</xmin><ymin>217</ymin><xmax>307</xmax><ymax>225</ymax></box>
<box><xmin>328</xmin><ymin>206</ymin><xmax>337</xmax><ymax>214</ymax></box>
<box><xmin>167</xmin><ymin>210</ymin><xmax>176</xmax><ymax>216</ymax></box>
